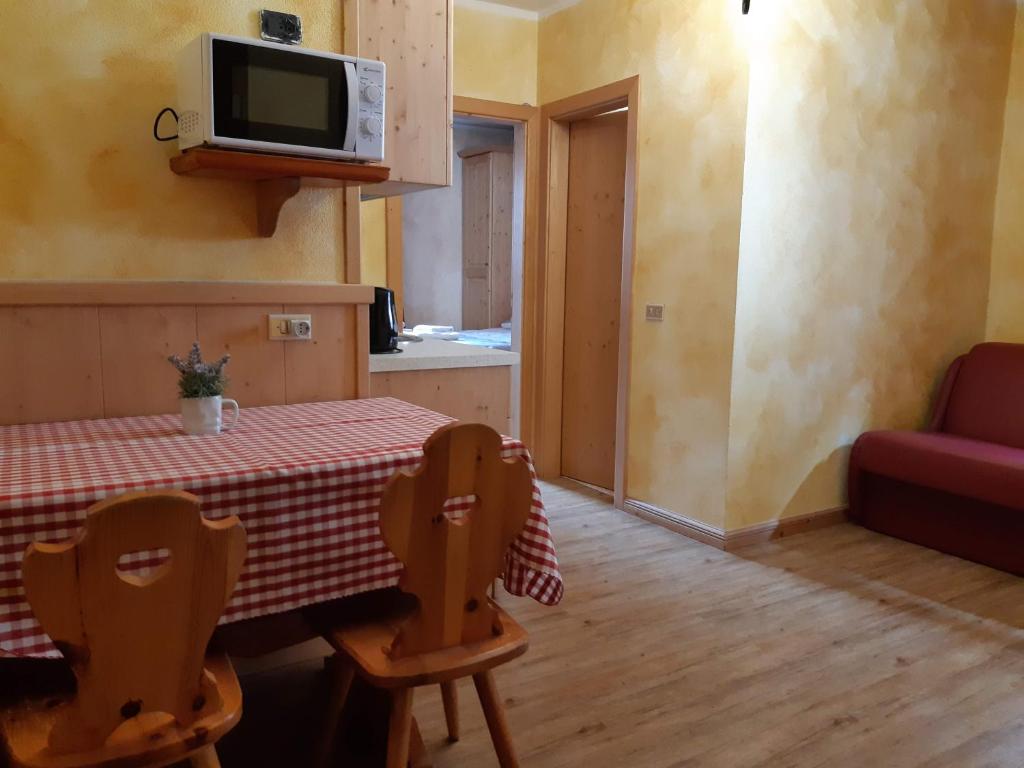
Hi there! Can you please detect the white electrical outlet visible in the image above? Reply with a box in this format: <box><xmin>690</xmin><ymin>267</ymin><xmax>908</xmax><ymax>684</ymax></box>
<box><xmin>645</xmin><ymin>304</ymin><xmax>665</xmax><ymax>322</ymax></box>
<box><xmin>268</xmin><ymin>314</ymin><xmax>313</xmax><ymax>340</ymax></box>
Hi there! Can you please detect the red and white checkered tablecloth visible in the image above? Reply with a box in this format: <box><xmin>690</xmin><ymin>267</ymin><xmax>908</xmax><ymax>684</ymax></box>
<box><xmin>0</xmin><ymin>398</ymin><xmax>563</xmax><ymax>658</ymax></box>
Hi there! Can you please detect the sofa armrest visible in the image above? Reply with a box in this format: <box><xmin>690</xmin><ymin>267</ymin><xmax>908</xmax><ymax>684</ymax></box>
<box><xmin>927</xmin><ymin>355</ymin><xmax>965</xmax><ymax>433</ymax></box>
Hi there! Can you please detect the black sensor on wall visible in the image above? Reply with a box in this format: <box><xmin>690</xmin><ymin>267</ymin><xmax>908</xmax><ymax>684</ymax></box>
<box><xmin>260</xmin><ymin>9</ymin><xmax>303</xmax><ymax>45</ymax></box>
<box><xmin>742</xmin><ymin>0</ymin><xmax>750</xmax><ymax>13</ymax></box>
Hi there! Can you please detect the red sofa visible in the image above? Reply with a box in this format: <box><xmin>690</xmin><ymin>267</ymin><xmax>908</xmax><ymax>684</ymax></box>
<box><xmin>848</xmin><ymin>342</ymin><xmax>1024</xmax><ymax>575</ymax></box>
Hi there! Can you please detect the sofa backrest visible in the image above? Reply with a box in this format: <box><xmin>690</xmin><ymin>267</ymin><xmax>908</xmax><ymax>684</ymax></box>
<box><xmin>942</xmin><ymin>342</ymin><xmax>1024</xmax><ymax>449</ymax></box>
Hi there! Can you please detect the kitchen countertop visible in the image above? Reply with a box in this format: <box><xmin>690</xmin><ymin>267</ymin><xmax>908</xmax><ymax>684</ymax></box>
<box><xmin>369</xmin><ymin>336</ymin><xmax>520</xmax><ymax>373</ymax></box>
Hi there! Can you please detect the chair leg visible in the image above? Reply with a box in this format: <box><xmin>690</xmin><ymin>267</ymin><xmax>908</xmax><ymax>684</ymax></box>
<box><xmin>473</xmin><ymin>670</ymin><xmax>518</xmax><ymax>768</ymax></box>
<box><xmin>313</xmin><ymin>654</ymin><xmax>356</xmax><ymax>768</ymax></box>
<box><xmin>386</xmin><ymin>687</ymin><xmax>414</xmax><ymax>768</ymax></box>
<box><xmin>189</xmin><ymin>745</ymin><xmax>222</xmax><ymax>768</ymax></box>
<box><xmin>440</xmin><ymin>681</ymin><xmax>459</xmax><ymax>742</ymax></box>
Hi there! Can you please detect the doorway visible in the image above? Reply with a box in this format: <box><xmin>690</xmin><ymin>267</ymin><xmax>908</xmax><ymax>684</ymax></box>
<box><xmin>533</xmin><ymin>78</ymin><xmax>640</xmax><ymax>507</ymax></box>
<box><xmin>373</xmin><ymin>98</ymin><xmax>538</xmax><ymax>439</ymax></box>
<box><xmin>560</xmin><ymin>110</ymin><xmax>629</xmax><ymax>491</ymax></box>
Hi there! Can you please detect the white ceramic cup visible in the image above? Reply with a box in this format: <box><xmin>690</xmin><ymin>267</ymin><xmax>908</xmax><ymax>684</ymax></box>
<box><xmin>180</xmin><ymin>396</ymin><xmax>240</xmax><ymax>436</ymax></box>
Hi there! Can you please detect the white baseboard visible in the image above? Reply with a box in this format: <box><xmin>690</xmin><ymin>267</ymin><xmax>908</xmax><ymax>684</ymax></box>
<box><xmin>621</xmin><ymin>499</ymin><xmax>848</xmax><ymax>552</ymax></box>
<box><xmin>622</xmin><ymin>499</ymin><xmax>726</xmax><ymax>549</ymax></box>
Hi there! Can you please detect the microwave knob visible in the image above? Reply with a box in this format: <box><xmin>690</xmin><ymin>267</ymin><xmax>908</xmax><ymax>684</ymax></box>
<box><xmin>362</xmin><ymin>83</ymin><xmax>384</xmax><ymax>105</ymax></box>
<box><xmin>361</xmin><ymin>116</ymin><xmax>384</xmax><ymax>137</ymax></box>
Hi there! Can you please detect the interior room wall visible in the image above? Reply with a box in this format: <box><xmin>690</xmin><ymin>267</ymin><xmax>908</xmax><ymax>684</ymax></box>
<box><xmin>987</xmin><ymin>8</ymin><xmax>1024</xmax><ymax>343</ymax></box>
<box><xmin>0</xmin><ymin>1</ymin><xmax>347</xmax><ymax>283</ymax></box>
<box><xmin>402</xmin><ymin>123</ymin><xmax>514</xmax><ymax>330</ymax></box>
<box><xmin>725</xmin><ymin>0</ymin><xmax>1017</xmax><ymax>530</ymax></box>
<box><xmin>454</xmin><ymin>3</ymin><xmax>539</xmax><ymax>105</ymax></box>
<box><xmin>538</xmin><ymin>0</ymin><xmax>751</xmax><ymax>529</ymax></box>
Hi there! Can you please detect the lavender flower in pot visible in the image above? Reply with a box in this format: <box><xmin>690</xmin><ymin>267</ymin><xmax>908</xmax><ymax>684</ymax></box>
<box><xmin>168</xmin><ymin>343</ymin><xmax>239</xmax><ymax>435</ymax></box>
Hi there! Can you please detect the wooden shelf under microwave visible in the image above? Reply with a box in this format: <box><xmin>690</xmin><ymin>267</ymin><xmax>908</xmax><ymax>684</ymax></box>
<box><xmin>169</xmin><ymin>148</ymin><xmax>391</xmax><ymax>237</ymax></box>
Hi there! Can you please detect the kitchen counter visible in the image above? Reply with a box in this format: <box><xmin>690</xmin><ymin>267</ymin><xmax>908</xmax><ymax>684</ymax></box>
<box><xmin>369</xmin><ymin>336</ymin><xmax>520</xmax><ymax>373</ymax></box>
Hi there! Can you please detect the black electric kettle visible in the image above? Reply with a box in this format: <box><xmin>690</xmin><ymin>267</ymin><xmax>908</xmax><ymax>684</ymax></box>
<box><xmin>369</xmin><ymin>286</ymin><xmax>401</xmax><ymax>354</ymax></box>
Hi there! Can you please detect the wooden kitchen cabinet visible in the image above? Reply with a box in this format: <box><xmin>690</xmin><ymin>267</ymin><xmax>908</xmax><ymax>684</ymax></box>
<box><xmin>370</xmin><ymin>366</ymin><xmax>512</xmax><ymax>435</ymax></box>
<box><xmin>346</xmin><ymin>0</ymin><xmax>454</xmax><ymax>196</ymax></box>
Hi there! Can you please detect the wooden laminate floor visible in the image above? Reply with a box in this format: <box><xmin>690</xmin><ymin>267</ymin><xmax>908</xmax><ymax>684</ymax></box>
<box><xmin>221</xmin><ymin>480</ymin><xmax>1024</xmax><ymax>767</ymax></box>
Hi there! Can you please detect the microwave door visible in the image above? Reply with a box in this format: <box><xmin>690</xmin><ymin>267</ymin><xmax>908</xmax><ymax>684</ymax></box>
<box><xmin>211</xmin><ymin>37</ymin><xmax>350</xmax><ymax>158</ymax></box>
<box><xmin>343</xmin><ymin>62</ymin><xmax>357</xmax><ymax>152</ymax></box>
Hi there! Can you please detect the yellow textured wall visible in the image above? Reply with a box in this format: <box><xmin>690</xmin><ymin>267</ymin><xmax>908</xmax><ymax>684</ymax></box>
<box><xmin>725</xmin><ymin>0</ymin><xmax>1016</xmax><ymax>529</ymax></box>
<box><xmin>454</xmin><ymin>6</ymin><xmax>538</xmax><ymax>104</ymax></box>
<box><xmin>360</xmin><ymin>199</ymin><xmax>388</xmax><ymax>288</ymax></box>
<box><xmin>539</xmin><ymin>1</ymin><xmax>750</xmax><ymax>528</ymax></box>
<box><xmin>0</xmin><ymin>1</ymin><xmax>345</xmax><ymax>282</ymax></box>
<box><xmin>988</xmin><ymin>9</ymin><xmax>1024</xmax><ymax>342</ymax></box>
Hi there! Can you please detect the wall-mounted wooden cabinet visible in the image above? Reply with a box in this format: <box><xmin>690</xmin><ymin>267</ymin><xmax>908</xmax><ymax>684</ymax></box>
<box><xmin>347</xmin><ymin>0</ymin><xmax>454</xmax><ymax>197</ymax></box>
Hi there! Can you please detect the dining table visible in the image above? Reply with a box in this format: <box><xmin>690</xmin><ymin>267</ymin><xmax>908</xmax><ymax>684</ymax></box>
<box><xmin>0</xmin><ymin>397</ymin><xmax>563</xmax><ymax>659</ymax></box>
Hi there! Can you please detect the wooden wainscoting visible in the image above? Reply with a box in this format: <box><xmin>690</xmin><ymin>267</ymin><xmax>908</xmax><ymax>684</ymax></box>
<box><xmin>0</xmin><ymin>282</ymin><xmax>374</xmax><ymax>426</ymax></box>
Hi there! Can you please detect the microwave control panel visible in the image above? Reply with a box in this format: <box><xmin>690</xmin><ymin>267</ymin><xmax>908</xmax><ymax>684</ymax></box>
<box><xmin>356</xmin><ymin>60</ymin><xmax>386</xmax><ymax>161</ymax></box>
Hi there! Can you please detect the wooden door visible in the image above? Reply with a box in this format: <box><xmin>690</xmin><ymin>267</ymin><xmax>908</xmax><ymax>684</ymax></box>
<box><xmin>462</xmin><ymin>149</ymin><xmax>514</xmax><ymax>330</ymax></box>
<box><xmin>560</xmin><ymin>111</ymin><xmax>628</xmax><ymax>490</ymax></box>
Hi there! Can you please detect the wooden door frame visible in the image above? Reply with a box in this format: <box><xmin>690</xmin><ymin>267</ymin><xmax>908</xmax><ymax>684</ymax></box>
<box><xmin>453</xmin><ymin>96</ymin><xmax>542</xmax><ymax>454</ymax></box>
<box><xmin>536</xmin><ymin>77</ymin><xmax>640</xmax><ymax>509</ymax></box>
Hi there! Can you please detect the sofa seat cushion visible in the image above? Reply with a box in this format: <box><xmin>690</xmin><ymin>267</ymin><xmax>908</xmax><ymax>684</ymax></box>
<box><xmin>853</xmin><ymin>430</ymin><xmax>1024</xmax><ymax>511</ymax></box>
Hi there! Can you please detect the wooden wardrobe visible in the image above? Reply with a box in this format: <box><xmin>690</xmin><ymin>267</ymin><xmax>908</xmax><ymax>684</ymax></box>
<box><xmin>460</xmin><ymin>146</ymin><xmax>513</xmax><ymax>330</ymax></box>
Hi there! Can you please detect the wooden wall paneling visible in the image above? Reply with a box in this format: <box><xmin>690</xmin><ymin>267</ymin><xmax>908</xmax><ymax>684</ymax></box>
<box><xmin>359</xmin><ymin>0</ymin><xmax>453</xmax><ymax>191</ymax></box>
<box><xmin>0</xmin><ymin>283</ymin><xmax>375</xmax><ymax>426</ymax></box>
<box><xmin>560</xmin><ymin>111</ymin><xmax>629</xmax><ymax>490</ymax></box>
<box><xmin>385</xmin><ymin>198</ymin><xmax>405</xmax><ymax>326</ymax></box>
<box><xmin>370</xmin><ymin>366</ymin><xmax>511</xmax><ymax>434</ymax></box>
<box><xmin>462</xmin><ymin>153</ymin><xmax>493</xmax><ymax>329</ymax></box>
<box><xmin>344</xmin><ymin>187</ymin><xmax>362</xmax><ymax>285</ymax></box>
<box><xmin>0</xmin><ymin>307</ymin><xmax>104</xmax><ymax>425</ymax></box>
<box><xmin>356</xmin><ymin>305</ymin><xmax>371</xmax><ymax>398</ymax></box>
<box><xmin>283</xmin><ymin>305</ymin><xmax>359</xmax><ymax>403</ymax></box>
<box><xmin>197</xmin><ymin>305</ymin><xmax>287</xmax><ymax>408</ymax></box>
<box><xmin>490</xmin><ymin>151</ymin><xmax>514</xmax><ymax>328</ymax></box>
<box><xmin>0</xmin><ymin>282</ymin><xmax>373</xmax><ymax>307</ymax></box>
<box><xmin>99</xmin><ymin>307</ymin><xmax>198</xmax><ymax>418</ymax></box>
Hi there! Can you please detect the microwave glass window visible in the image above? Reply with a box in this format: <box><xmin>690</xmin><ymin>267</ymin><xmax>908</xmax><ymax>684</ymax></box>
<box><xmin>236</xmin><ymin>66</ymin><xmax>330</xmax><ymax>131</ymax></box>
<box><xmin>212</xmin><ymin>38</ymin><xmax>348</xmax><ymax>152</ymax></box>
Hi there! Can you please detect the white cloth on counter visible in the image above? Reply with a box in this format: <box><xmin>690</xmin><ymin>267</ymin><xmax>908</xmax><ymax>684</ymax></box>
<box><xmin>412</xmin><ymin>325</ymin><xmax>460</xmax><ymax>340</ymax></box>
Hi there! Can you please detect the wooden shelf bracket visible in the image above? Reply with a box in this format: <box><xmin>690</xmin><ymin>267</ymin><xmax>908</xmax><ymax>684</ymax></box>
<box><xmin>169</xmin><ymin>148</ymin><xmax>390</xmax><ymax>238</ymax></box>
<box><xmin>256</xmin><ymin>178</ymin><xmax>302</xmax><ymax>237</ymax></box>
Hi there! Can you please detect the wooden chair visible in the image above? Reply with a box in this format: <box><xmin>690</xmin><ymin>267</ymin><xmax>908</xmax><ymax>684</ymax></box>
<box><xmin>315</xmin><ymin>423</ymin><xmax>534</xmax><ymax>768</ymax></box>
<box><xmin>0</xmin><ymin>491</ymin><xmax>247</xmax><ymax>768</ymax></box>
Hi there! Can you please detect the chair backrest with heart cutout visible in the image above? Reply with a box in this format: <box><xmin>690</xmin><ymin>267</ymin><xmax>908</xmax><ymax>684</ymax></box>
<box><xmin>379</xmin><ymin>423</ymin><xmax>533</xmax><ymax>658</ymax></box>
<box><xmin>21</xmin><ymin>490</ymin><xmax>247</xmax><ymax>753</ymax></box>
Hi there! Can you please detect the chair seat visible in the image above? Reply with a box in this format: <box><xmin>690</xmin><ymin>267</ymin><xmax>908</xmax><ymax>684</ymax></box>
<box><xmin>0</xmin><ymin>653</ymin><xmax>242</xmax><ymax>768</ymax></box>
<box><xmin>326</xmin><ymin>601</ymin><xmax>529</xmax><ymax>689</ymax></box>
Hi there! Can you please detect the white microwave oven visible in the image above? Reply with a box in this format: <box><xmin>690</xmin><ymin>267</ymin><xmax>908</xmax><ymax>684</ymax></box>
<box><xmin>176</xmin><ymin>33</ymin><xmax>385</xmax><ymax>162</ymax></box>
